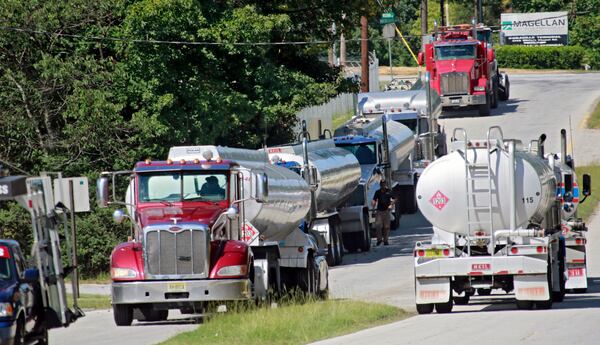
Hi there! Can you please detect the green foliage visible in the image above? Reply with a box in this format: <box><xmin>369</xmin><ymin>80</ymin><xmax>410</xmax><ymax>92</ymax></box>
<box><xmin>0</xmin><ymin>203</ymin><xmax>33</xmax><ymax>254</ymax></box>
<box><xmin>496</xmin><ymin>45</ymin><xmax>586</xmax><ymax>69</ymax></box>
<box><xmin>575</xmin><ymin>165</ymin><xmax>600</xmax><ymax>222</ymax></box>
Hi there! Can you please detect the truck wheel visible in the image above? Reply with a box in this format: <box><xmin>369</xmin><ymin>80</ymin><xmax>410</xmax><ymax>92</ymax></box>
<box><xmin>516</xmin><ymin>299</ymin><xmax>533</xmax><ymax>310</ymax></box>
<box><xmin>453</xmin><ymin>294</ymin><xmax>470</xmax><ymax>305</ymax></box>
<box><xmin>499</xmin><ymin>75</ymin><xmax>510</xmax><ymax>101</ymax></box>
<box><xmin>138</xmin><ymin>308</ymin><xmax>169</xmax><ymax>322</ymax></box>
<box><xmin>14</xmin><ymin>317</ymin><xmax>25</xmax><ymax>345</ymax></box>
<box><xmin>416</xmin><ymin>303</ymin><xmax>434</xmax><ymax>314</ymax></box>
<box><xmin>476</xmin><ymin>288</ymin><xmax>491</xmax><ymax>296</ymax></box>
<box><xmin>335</xmin><ymin>229</ymin><xmax>344</xmax><ymax>265</ymax></box>
<box><xmin>552</xmin><ymin>253</ymin><xmax>566</xmax><ymax>302</ymax></box>
<box><xmin>360</xmin><ymin>212</ymin><xmax>371</xmax><ymax>252</ymax></box>
<box><xmin>478</xmin><ymin>94</ymin><xmax>491</xmax><ymax>116</ymax></box>
<box><xmin>491</xmin><ymin>82</ymin><xmax>498</xmax><ymax>109</ymax></box>
<box><xmin>298</xmin><ymin>254</ymin><xmax>317</xmax><ymax>295</ymax></box>
<box><xmin>326</xmin><ymin>230</ymin><xmax>337</xmax><ymax>267</ymax></box>
<box><xmin>36</xmin><ymin>329</ymin><xmax>48</xmax><ymax>345</ymax></box>
<box><xmin>113</xmin><ymin>304</ymin><xmax>134</xmax><ymax>326</ymax></box>
<box><xmin>342</xmin><ymin>233</ymin><xmax>358</xmax><ymax>253</ymax></box>
<box><xmin>435</xmin><ymin>300</ymin><xmax>453</xmax><ymax>313</ymax></box>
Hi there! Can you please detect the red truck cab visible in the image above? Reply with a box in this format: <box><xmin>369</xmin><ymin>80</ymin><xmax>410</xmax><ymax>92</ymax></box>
<box><xmin>418</xmin><ymin>23</ymin><xmax>509</xmax><ymax>116</ymax></box>
<box><xmin>101</xmin><ymin>159</ymin><xmax>252</xmax><ymax>326</ymax></box>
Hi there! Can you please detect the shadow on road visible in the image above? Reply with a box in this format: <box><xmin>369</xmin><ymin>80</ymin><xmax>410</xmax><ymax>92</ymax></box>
<box><xmin>133</xmin><ymin>315</ymin><xmax>204</xmax><ymax>326</ymax></box>
<box><xmin>338</xmin><ymin>211</ymin><xmax>433</xmax><ymax>266</ymax></box>
<box><xmin>440</xmin><ymin>98</ymin><xmax>527</xmax><ymax>119</ymax></box>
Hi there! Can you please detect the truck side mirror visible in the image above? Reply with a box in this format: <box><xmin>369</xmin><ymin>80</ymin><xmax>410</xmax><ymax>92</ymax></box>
<box><xmin>23</xmin><ymin>268</ymin><xmax>39</xmax><ymax>284</ymax></box>
<box><xmin>96</xmin><ymin>176</ymin><xmax>110</xmax><ymax>208</ymax></box>
<box><xmin>583</xmin><ymin>174</ymin><xmax>591</xmax><ymax>196</ymax></box>
<box><xmin>417</xmin><ymin>52</ymin><xmax>424</xmax><ymax>66</ymax></box>
<box><xmin>112</xmin><ymin>209</ymin><xmax>127</xmax><ymax>224</ymax></box>
<box><xmin>253</xmin><ymin>172</ymin><xmax>269</xmax><ymax>203</ymax></box>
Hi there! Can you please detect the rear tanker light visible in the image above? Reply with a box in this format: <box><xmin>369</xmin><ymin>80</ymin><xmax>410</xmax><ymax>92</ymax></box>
<box><xmin>467</xmin><ymin>141</ymin><xmax>472</xmax><ymax>147</ymax></box>
<box><xmin>510</xmin><ymin>247</ymin><xmax>518</xmax><ymax>254</ymax></box>
<box><xmin>145</xmin><ymin>158</ymin><xmax>152</xmax><ymax>164</ymax></box>
<box><xmin>167</xmin><ymin>159</ymin><xmax>173</xmax><ymax>165</ymax></box>
<box><xmin>474</xmin><ymin>231</ymin><xmax>486</xmax><ymax>237</ymax></box>
<box><xmin>298</xmin><ymin>247</ymin><xmax>304</xmax><ymax>253</ymax></box>
<box><xmin>475</xmin><ymin>142</ymin><xmax>480</xmax><ymax>147</ymax></box>
<box><xmin>443</xmin><ymin>248</ymin><xmax>450</xmax><ymax>256</ymax></box>
<box><xmin>390</xmin><ymin>108</ymin><xmax>395</xmax><ymax>112</ymax></box>
<box><xmin>576</xmin><ymin>238</ymin><xmax>584</xmax><ymax>245</ymax></box>
<box><xmin>415</xmin><ymin>249</ymin><xmax>425</xmax><ymax>257</ymax></box>
<box><xmin>536</xmin><ymin>246</ymin><xmax>544</xmax><ymax>253</ymax></box>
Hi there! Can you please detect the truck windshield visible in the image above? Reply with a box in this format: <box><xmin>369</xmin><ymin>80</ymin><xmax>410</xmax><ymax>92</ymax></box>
<box><xmin>337</xmin><ymin>143</ymin><xmax>377</xmax><ymax>164</ymax></box>
<box><xmin>435</xmin><ymin>44</ymin><xmax>476</xmax><ymax>60</ymax></box>
<box><xmin>138</xmin><ymin>171</ymin><xmax>228</xmax><ymax>202</ymax></box>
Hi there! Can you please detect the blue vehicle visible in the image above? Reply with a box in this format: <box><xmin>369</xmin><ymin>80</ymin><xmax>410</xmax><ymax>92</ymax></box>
<box><xmin>0</xmin><ymin>240</ymin><xmax>46</xmax><ymax>345</ymax></box>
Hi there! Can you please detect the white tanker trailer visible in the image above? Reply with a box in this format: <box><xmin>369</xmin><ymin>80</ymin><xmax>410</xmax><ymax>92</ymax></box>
<box><xmin>264</xmin><ymin>128</ymin><xmax>362</xmax><ymax>266</ymax></box>
<box><xmin>413</xmin><ymin>126</ymin><xmax>591</xmax><ymax>313</ymax></box>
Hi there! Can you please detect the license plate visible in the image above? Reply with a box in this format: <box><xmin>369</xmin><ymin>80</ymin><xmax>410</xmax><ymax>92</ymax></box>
<box><xmin>167</xmin><ymin>282</ymin><xmax>187</xmax><ymax>292</ymax></box>
<box><xmin>568</xmin><ymin>268</ymin><xmax>584</xmax><ymax>277</ymax></box>
<box><xmin>451</xmin><ymin>99</ymin><xmax>460</xmax><ymax>104</ymax></box>
<box><xmin>425</xmin><ymin>249</ymin><xmax>443</xmax><ymax>257</ymax></box>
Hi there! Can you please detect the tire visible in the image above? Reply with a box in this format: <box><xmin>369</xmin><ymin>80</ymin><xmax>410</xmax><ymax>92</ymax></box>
<box><xmin>516</xmin><ymin>299</ymin><xmax>534</xmax><ymax>310</ymax></box>
<box><xmin>113</xmin><ymin>304</ymin><xmax>134</xmax><ymax>326</ymax></box>
<box><xmin>435</xmin><ymin>300</ymin><xmax>453</xmax><ymax>313</ymax></box>
<box><xmin>326</xmin><ymin>229</ymin><xmax>337</xmax><ymax>267</ymax></box>
<box><xmin>491</xmin><ymin>78</ymin><xmax>499</xmax><ymax>109</ymax></box>
<box><xmin>14</xmin><ymin>317</ymin><xmax>25</xmax><ymax>345</ymax></box>
<box><xmin>342</xmin><ymin>233</ymin><xmax>358</xmax><ymax>253</ymax></box>
<box><xmin>478</xmin><ymin>94</ymin><xmax>491</xmax><ymax>116</ymax></box>
<box><xmin>298</xmin><ymin>254</ymin><xmax>317</xmax><ymax>295</ymax></box>
<box><xmin>360</xmin><ymin>213</ymin><xmax>371</xmax><ymax>252</ymax></box>
<box><xmin>553</xmin><ymin>255</ymin><xmax>566</xmax><ymax>303</ymax></box>
<box><xmin>499</xmin><ymin>75</ymin><xmax>510</xmax><ymax>101</ymax></box>
<box><xmin>416</xmin><ymin>303</ymin><xmax>434</xmax><ymax>314</ymax></box>
<box><xmin>477</xmin><ymin>288</ymin><xmax>491</xmax><ymax>296</ymax></box>
<box><xmin>453</xmin><ymin>294</ymin><xmax>470</xmax><ymax>305</ymax></box>
<box><xmin>335</xmin><ymin>229</ymin><xmax>344</xmax><ymax>265</ymax></box>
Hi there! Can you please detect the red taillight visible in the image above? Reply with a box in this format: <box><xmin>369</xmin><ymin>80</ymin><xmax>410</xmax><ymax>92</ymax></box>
<box><xmin>298</xmin><ymin>247</ymin><xmax>304</xmax><ymax>253</ymax></box>
<box><xmin>415</xmin><ymin>249</ymin><xmax>425</xmax><ymax>257</ymax></box>
<box><xmin>510</xmin><ymin>247</ymin><xmax>518</xmax><ymax>254</ymax></box>
<box><xmin>576</xmin><ymin>238</ymin><xmax>583</xmax><ymax>245</ymax></box>
<box><xmin>443</xmin><ymin>249</ymin><xmax>450</xmax><ymax>256</ymax></box>
<box><xmin>536</xmin><ymin>246</ymin><xmax>544</xmax><ymax>253</ymax></box>
<box><xmin>475</xmin><ymin>231</ymin><xmax>486</xmax><ymax>237</ymax></box>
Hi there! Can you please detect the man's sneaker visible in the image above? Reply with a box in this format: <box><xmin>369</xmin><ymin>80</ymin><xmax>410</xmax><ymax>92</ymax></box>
<box><xmin>376</xmin><ymin>240</ymin><xmax>383</xmax><ymax>246</ymax></box>
<box><xmin>384</xmin><ymin>241</ymin><xmax>389</xmax><ymax>246</ymax></box>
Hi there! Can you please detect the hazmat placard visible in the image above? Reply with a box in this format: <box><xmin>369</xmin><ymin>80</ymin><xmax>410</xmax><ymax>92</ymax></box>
<box><xmin>500</xmin><ymin>12</ymin><xmax>568</xmax><ymax>46</ymax></box>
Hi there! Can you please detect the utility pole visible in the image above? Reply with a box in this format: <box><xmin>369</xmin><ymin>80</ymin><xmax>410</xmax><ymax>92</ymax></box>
<box><xmin>421</xmin><ymin>0</ymin><xmax>428</xmax><ymax>35</ymax></box>
<box><xmin>340</xmin><ymin>32</ymin><xmax>346</xmax><ymax>67</ymax></box>
<box><xmin>360</xmin><ymin>15</ymin><xmax>369</xmax><ymax>92</ymax></box>
<box><xmin>440</xmin><ymin>0</ymin><xmax>445</xmax><ymax>26</ymax></box>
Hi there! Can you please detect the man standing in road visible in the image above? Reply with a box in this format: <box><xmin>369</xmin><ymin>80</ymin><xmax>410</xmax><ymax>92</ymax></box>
<box><xmin>372</xmin><ymin>180</ymin><xmax>395</xmax><ymax>246</ymax></box>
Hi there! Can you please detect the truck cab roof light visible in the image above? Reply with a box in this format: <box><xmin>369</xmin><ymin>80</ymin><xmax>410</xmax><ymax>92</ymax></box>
<box><xmin>193</xmin><ymin>158</ymin><xmax>200</xmax><ymax>164</ymax></box>
<box><xmin>145</xmin><ymin>159</ymin><xmax>152</xmax><ymax>165</ymax></box>
<box><xmin>166</xmin><ymin>159</ymin><xmax>173</xmax><ymax>165</ymax></box>
<box><xmin>179</xmin><ymin>159</ymin><xmax>186</xmax><ymax>164</ymax></box>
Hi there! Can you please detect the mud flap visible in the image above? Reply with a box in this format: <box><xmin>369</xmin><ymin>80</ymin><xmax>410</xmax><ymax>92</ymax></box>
<box><xmin>566</xmin><ymin>266</ymin><xmax>588</xmax><ymax>289</ymax></box>
<box><xmin>415</xmin><ymin>277</ymin><xmax>450</xmax><ymax>304</ymax></box>
<box><xmin>514</xmin><ymin>275</ymin><xmax>550</xmax><ymax>301</ymax></box>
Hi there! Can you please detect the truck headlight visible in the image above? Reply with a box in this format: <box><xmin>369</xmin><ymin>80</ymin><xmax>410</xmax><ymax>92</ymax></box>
<box><xmin>474</xmin><ymin>86</ymin><xmax>485</xmax><ymax>91</ymax></box>
<box><xmin>0</xmin><ymin>303</ymin><xmax>14</xmax><ymax>317</ymax></box>
<box><xmin>111</xmin><ymin>268</ymin><xmax>137</xmax><ymax>279</ymax></box>
<box><xmin>216</xmin><ymin>265</ymin><xmax>247</xmax><ymax>278</ymax></box>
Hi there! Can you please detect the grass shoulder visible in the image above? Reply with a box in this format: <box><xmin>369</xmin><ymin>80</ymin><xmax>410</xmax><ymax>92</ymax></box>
<box><xmin>67</xmin><ymin>293</ymin><xmax>112</xmax><ymax>310</ymax></box>
<box><xmin>586</xmin><ymin>98</ymin><xmax>600</xmax><ymax>129</ymax></box>
<box><xmin>575</xmin><ymin>165</ymin><xmax>600</xmax><ymax>222</ymax></box>
<box><xmin>162</xmin><ymin>299</ymin><xmax>410</xmax><ymax>345</ymax></box>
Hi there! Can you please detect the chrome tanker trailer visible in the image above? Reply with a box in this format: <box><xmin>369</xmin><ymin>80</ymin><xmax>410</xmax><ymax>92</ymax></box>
<box><xmin>264</xmin><ymin>127</ymin><xmax>361</xmax><ymax>265</ymax></box>
<box><xmin>356</xmin><ymin>84</ymin><xmax>446</xmax><ymax>214</ymax></box>
<box><xmin>334</xmin><ymin>116</ymin><xmax>414</xmax><ymax>251</ymax></box>
<box><xmin>413</xmin><ymin>126</ymin><xmax>591</xmax><ymax>314</ymax></box>
<box><xmin>97</xmin><ymin>146</ymin><xmax>327</xmax><ymax>326</ymax></box>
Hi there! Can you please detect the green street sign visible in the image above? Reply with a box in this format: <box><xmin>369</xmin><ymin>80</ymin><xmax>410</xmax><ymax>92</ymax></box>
<box><xmin>380</xmin><ymin>12</ymin><xmax>396</xmax><ymax>25</ymax></box>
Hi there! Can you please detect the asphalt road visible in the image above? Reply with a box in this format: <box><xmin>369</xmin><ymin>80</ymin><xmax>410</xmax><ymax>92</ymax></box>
<box><xmin>317</xmin><ymin>72</ymin><xmax>600</xmax><ymax>345</ymax></box>
<box><xmin>51</xmin><ymin>72</ymin><xmax>600</xmax><ymax>345</ymax></box>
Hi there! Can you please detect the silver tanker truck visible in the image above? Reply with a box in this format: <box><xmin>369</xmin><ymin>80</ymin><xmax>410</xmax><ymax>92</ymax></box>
<box><xmin>263</xmin><ymin>126</ymin><xmax>361</xmax><ymax>266</ymax></box>
<box><xmin>98</xmin><ymin>146</ymin><xmax>328</xmax><ymax>325</ymax></box>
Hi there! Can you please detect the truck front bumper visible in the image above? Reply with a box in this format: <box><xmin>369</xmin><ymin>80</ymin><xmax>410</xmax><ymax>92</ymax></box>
<box><xmin>112</xmin><ymin>279</ymin><xmax>251</xmax><ymax>304</ymax></box>
<box><xmin>441</xmin><ymin>94</ymin><xmax>486</xmax><ymax>107</ymax></box>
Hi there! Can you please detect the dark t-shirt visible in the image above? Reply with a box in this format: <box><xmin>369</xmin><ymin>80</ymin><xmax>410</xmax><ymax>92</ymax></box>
<box><xmin>373</xmin><ymin>188</ymin><xmax>394</xmax><ymax>211</ymax></box>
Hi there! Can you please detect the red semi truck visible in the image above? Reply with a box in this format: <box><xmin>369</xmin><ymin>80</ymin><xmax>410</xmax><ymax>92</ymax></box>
<box><xmin>418</xmin><ymin>22</ymin><xmax>510</xmax><ymax>116</ymax></box>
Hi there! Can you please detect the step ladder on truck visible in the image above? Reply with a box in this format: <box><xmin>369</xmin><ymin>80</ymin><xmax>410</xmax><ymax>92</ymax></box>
<box><xmin>0</xmin><ymin>172</ymin><xmax>87</xmax><ymax>339</ymax></box>
<box><xmin>413</xmin><ymin>126</ymin><xmax>591</xmax><ymax>313</ymax></box>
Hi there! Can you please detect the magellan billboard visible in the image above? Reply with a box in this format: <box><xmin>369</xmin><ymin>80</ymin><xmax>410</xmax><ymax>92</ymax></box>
<box><xmin>501</xmin><ymin>12</ymin><xmax>568</xmax><ymax>46</ymax></box>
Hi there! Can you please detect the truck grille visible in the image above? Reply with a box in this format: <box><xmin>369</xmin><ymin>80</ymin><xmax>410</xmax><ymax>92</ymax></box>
<box><xmin>144</xmin><ymin>227</ymin><xmax>209</xmax><ymax>279</ymax></box>
<box><xmin>441</xmin><ymin>72</ymin><xmax>469</xmax><ymax>96</ymax></box>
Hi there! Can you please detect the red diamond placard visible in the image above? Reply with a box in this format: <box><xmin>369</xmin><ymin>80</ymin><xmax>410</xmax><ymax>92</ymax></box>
<box><xmin>430</xmin><ymin>191</ymin><xmax>449</xmax><ymax>211</ymax></box>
